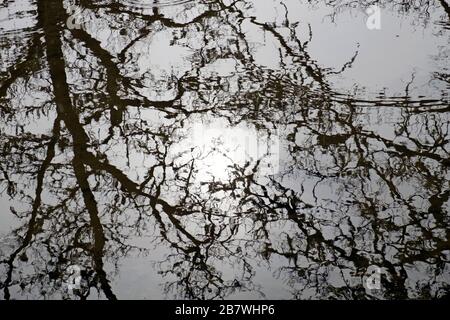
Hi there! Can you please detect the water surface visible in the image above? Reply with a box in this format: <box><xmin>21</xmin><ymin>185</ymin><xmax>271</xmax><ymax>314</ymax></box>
<box><xmin>0</xmin><ymin>0</ymin><xmax>449</xmax><ymax>300</ymax></box>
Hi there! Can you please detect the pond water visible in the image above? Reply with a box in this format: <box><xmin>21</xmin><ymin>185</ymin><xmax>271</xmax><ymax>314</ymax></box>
<box><xmin>0</xmin><ymin>0</ymin><xmax>449</xmax><ymax>300</ymax></box>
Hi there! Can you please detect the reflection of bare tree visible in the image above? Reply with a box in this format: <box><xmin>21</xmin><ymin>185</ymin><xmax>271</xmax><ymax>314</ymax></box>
<box><xmin>0</xmin><ymin>0</ymin><xmax>449</xmax><ymax>300</ymax></box>
<box><xmin>312</xmin><ymin>0</ymin><xmax>450</xmax><ymax>23</ymax></box>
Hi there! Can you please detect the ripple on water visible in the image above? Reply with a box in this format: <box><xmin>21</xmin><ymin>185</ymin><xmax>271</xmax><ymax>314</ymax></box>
<box><xmin>120</xmin><ymin>0</ymin><xmax>197</xmax><ymax>9</ymax></box>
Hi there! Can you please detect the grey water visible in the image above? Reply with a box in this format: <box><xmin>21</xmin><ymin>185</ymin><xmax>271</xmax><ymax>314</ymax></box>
<box><xmin>0</xmin><ymin>0</ymin><xmax>449</xmax><ymax>300</ymax></box>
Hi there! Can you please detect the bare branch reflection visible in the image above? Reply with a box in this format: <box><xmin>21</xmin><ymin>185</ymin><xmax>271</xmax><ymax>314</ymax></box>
<box><xmin>0</xmin><ymin>0</ymin><xmax>449</xmax><ymax>300</ymax></box>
